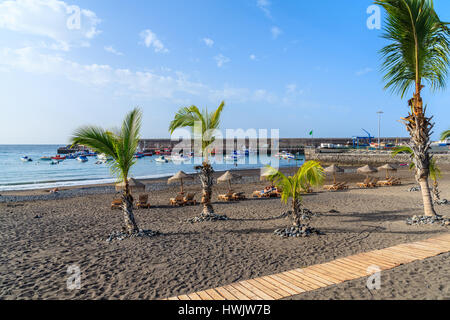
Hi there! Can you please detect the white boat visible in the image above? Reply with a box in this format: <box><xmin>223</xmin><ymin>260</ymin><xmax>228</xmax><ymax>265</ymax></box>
<box><xmin>21</xmin><ymin>156</ymin><xmax>33</xmax><ymax>162</ymax></box>
<box><xmin>97</xmin><ymin>153</ymin><xmax>113</xmax><ymax>161</ymax></box>
<box><xmin>430</xmin><ymin>139</ymin><xmax>450</xmax><ymax>152</ymax></box>
<box><xmin>155</xmin><ymin>156</ymin><xmax>169</xmax><ymax>163</ymax></box>
<box><xmin>170</xmin><ymin>154</ymin><xmax>190</xmax><ymax>163</ymax></box>
<box><xmin>77</xmin><ymin>156</ymin><xmax>88</xmax><ymax>162</ymax></box>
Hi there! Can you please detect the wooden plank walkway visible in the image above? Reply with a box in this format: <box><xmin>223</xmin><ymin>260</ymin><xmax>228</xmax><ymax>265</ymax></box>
<box><xmin>164</xmin><ymin>233</ymin><xmax>450</xmax><ymax>300</ymax></box>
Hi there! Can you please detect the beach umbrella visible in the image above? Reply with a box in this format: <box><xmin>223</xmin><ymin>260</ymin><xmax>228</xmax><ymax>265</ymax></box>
<box><xmin>357</xmin><ymin>165</ymin><xmax>378</xmax><ymax>179</ymax></box>
<box><xmin>168</xmin><ymin>171</ymin><xmax>192</xmax><ymax>194</ymax></box>
<box><xmin>217</xmin><ymin>171</ymin><xmax>241</xmax><ymax>191</ymax></box>
<box><xmin>378</xmin><ymin>163</ymin><xmax>397</xmax><ymax>179</ymax></box>
<box><xmin>115</xmin><ymin>178</ymin><xmax>146</xmax><ymax>193</ymax></box>
<box><xmin>324</xmin><ymin>164</ymin><xmax>344</xmax><ymax>184</ymax></box>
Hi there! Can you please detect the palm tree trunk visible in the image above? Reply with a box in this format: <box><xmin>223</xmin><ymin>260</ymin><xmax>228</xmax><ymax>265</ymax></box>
<box><xmin>200</xmin><ymin>162</ymin><xmax>214</xmax><ymax>216</ymax></box>
<box><xmin>405</xmin><ymin>90</ymin><xmax>436</xmax><ymax>217</ymax></box>
<box><xmin>122</xmin><ymin>182</ymin><xmax>139</xmax><ymax>234</ymax></box>
<box><xmin>292</xmin><ymin>198</ymin><xmax>301</xmax><ymax>227</ymax></box>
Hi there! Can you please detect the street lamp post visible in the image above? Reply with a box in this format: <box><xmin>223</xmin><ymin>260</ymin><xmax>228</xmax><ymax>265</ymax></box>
<box><xmin>377</xmin><ymin>110</ymin><xmax>384</xmax><ymax>150</ymax></box>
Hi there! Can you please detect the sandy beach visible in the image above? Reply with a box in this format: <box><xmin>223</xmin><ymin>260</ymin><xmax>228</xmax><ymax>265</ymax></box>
<box><xmin>0</xmin><ymin>165</ymin><xmax>449</xmax><ymax>300</ymax></box>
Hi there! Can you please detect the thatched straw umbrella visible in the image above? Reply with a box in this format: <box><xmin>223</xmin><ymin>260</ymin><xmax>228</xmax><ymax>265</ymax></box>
<box><xmin>115</xmin><ymin>178</ymin><xmax>146</xmax><ymax>193</ymax></box>
<box><xmin>357</xmin><ymin>165</ymin><xmax>378</xmax><ymax>179</ymax></box>
<box><xmin>217</xmin><ymin>171</ymin><xmax>241</xmax><ymax>192</ymax></box>
<box><xmin>324</xmin><ymin>164</ymin><xmax>344</xmax><ymax>184</ymax></box>
<box><xmin>168</xmin><ymin>171</ymin><xmax>192</xmax><ymax>194</ymax></box>
<box><xmin>378</xmin><ymin>163</ymin><xmax>397</xmax><ymax>179</ymax></box>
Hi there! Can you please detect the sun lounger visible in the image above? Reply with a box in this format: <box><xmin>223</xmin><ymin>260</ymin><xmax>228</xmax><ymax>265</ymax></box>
<box><xmin>378</xmin><ymin>177</ymin><xmax>401</xmax><ymax>186</ymax></box>
<box><xmin>218</xmin><ymin>190</ymin><xmax>234</xmax><ymax>201</ymax></box>
<box><xmin>170</xmin><ymin>193</ymin><xmax>186</xmax><ymax>206</ymax></box>
<box><xmin>136</xmin><ymin>194</ymin><xmax>150</xmax><ymax>209</ymax></box>
<box><xmin>111</xmin><ymin>199</ymin><xmax>122</xmax><ymax>210</ymax></box>
<box><xmin>184</xmin><ymin>193</ymin><xmax>197</xmax><ymax>206</ymax></box>
<box><xmin>231</xmin><ymin>192</ymin><xmax>246</xmax><ymax>201</ymax></box>
<box><xmin>357</xmin><ymin>177</ymin><xmax>373</xmax><ymax>188</ymax></box>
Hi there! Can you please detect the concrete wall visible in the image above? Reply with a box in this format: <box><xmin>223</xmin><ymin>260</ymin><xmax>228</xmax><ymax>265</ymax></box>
<box><xmin>304</xmin><ymin>149</ymin><xmax>450</xmax><ymax>166</ymax></box>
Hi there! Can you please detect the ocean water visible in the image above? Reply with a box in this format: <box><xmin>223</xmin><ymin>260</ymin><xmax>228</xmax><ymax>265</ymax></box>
<box><xmin>0</xmin><ymin>145</ymin><xmax>304</xmax><ymax>191</ymax></box>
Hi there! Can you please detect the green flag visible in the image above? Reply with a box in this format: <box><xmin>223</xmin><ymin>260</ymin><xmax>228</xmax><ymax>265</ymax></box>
<box><xmin>309</xmin><ymin>130</ymin><xmax>313</xmax><ymax>136</ymax></box>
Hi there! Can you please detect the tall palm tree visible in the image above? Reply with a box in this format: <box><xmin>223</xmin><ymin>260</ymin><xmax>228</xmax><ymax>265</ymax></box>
<box><xmin>441</xmin><ymin>130</ymin><xmax>450</xmax><ymax>140</ymax></box>
<box><xmin>169</xmin><ymin>101</ymin><xmax>225</xmax><ymax>217</ymax></box>
<box><xmin>71</xmin><ymin>108</ymin><xmax>142</xmax><ymax>234</ymax></box>
<box><xmin>266</xmin><ymin>161</ymin><xmax>325</xmax><ymax>227</ymax></box>
<box><xmin>376</xmin><ymin>0</ymin><xmax>450</xmax><ymax>216</ymax></box>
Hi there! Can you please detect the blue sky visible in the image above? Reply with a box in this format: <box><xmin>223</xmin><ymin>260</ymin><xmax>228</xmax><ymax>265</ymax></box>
<box><xmin>0</xmin><ymin>0</ymin><xmax>449</xmax><ymax>144</ymax></box>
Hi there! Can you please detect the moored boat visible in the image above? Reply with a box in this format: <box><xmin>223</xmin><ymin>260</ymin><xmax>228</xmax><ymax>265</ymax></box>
<box><xmin>40</xmin><ymin>156</ymin><xmax>53</xmax><ymax>161</ymax></box>
<box><xmin>21</xmin><ymin>156</ymin><xmax>33</xmax><ymax>162</ymax></box>
<box><xmin>52</xmin><ymin>155</ymin><xmax>66</xmax><ymax>161</ymax></box>
<box><xmin>77</xmin><ymin>155</ymin><xmax>88</xmax><ymax>162</ymax></box>
<box><xmin>155</xmin><ymin>156</ymin><xmax>168</xmax><ymax>163</ymax></box>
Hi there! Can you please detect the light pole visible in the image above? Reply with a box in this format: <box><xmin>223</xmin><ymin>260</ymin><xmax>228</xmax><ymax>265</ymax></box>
<box><xmin>377</xmin><ymin>110</ymin><xmax>384</xmax><ymax>150</ymax></box>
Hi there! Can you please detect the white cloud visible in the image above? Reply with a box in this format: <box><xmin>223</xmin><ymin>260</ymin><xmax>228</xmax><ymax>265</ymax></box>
<box><xmin>0</xmin><ymin>0</ymin><xmax>101</xmax><ymax>51</ymax></box>
<box><xmin>140</xmin><ymin>29</ymin><xmax>168</xmax><ymax>53</ymax></box>
<box><xmin>203</xmin><ymin>38</ymin><xmax>214</xmax><ymax>47</ymax></box>
<box><xmin>104</xmin><ymin>46</ymin><xmax>123</xmax><ymax>56</ymax></box>
<box><xmin>214</xmin><ymin>54</ymin><xmax>230</xmax><ymax>68</ymax></box>
<box><xmin>0</xmin><ymin>46</ymin><xmax>280</xmax><ymax>105</ymax></box>
<box><xmin>257</xmin><ymin>0</ymin><xmax>271</xmax><ymax>18</ymax></box>
<box><xmin>355</xmin><ymin>67</ymin><xmax>373</xmax><ymax>76</ymax></box>
<box><xmin>271</xmin><ymin>26</ymin><xmax>282</xmax><ymax>39</ymax></box>
<box><xmin>249</xmin><ymin>54</ymin><xmax>256</xmax><ymax>60</ymax></box>
<box><xmin>283</xmin><ymin>83</ymin><xmax>305</xmax><ymax>105</ymax></box>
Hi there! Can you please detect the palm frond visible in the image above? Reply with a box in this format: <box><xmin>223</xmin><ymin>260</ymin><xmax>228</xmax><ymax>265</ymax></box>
<box><xmin>391</xmin><ymin>145</ymin><xmax>414</xmax><ymax>157</ymax></box>
<box><xmin>70</xmin><ymin>126</ymin><xmax>118</xmax><ymax>159</ymax></box>
<box><xmin>169</xmin><ymin>102</ymin><xmax>225</xmax><ymax>155</ymax></box>
<box><xmin>441</xmin><ymin>130</ymin><xmax>450</xmax><ymax>140</ymax></box>
<box><xmin>376</xmin><ymin>0</ymin><xmax>450</xmax><ymax>97</ymax></box>
<box><xmin>70</xmin><ymin>108</ymin><xmax>142</xmax><ymax>184</ymax></box>
<box><xmin>429</xmin><ymin>157</ymin><xmax>441</xmax><ymax>182</ymax></box>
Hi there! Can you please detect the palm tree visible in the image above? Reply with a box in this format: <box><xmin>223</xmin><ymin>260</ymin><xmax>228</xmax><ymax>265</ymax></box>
<box><xmin>71</xmin><ymin>108</ymin><xmax>142</xmax><ymax>234</ymax></box>
<box><xmin>376</xmin><ymin>0</ymin><xmax>450</xmax><ymax>216</ymax></box>
<box><xmin>266</xmin><ymin>161</ymin><xmax>325</xmax><ymax>227</ymax></box>
<box><xmin>441</xmin><ymin>130</ymin><xmax>450</xmax><ymax>140</ymax></box>
<box><xmin>169</xmin><ymin>101</ymin><xmax>225</xmax><ymax>217</ymax></box>
<box><xmin>392</xmin><ymin>145</ymin><xmax>441</xmax><ymax>200</ymax></box>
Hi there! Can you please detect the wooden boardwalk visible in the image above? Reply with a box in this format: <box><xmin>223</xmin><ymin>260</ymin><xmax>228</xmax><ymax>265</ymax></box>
<box><xmin>165</xmin><ymin>233</ymin><xmax>450</xmax><ymax>300</ymax></box>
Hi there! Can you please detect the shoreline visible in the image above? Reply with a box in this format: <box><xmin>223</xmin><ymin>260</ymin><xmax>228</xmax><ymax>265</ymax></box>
<box><xmin>3</xmin><ymin>162</ymin><xmax>450</xmax><ymax>203</ymax></box>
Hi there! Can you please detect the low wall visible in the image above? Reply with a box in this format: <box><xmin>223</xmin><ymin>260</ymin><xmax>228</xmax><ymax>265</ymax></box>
<box><xmin>304</xmin><ymin>150</ymin><xmax>450</xmax><ymax>166</ymax></box>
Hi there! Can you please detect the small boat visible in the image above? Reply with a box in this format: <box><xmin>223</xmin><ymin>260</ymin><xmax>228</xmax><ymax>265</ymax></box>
<box><xmin>40</xmin><ymin>156</ymin><xmax>53</xmax><ymax>161</ymax></box>
<box><xmin>21</xmin><ymin>156</ymin><xmax>33</xmax><ymax>162</ymax></box>
<box><xmin>77</xmin><ymin>156</ymin><xmax>88</xmax><ymax>162</ymax></box>
<box><xmin>155</xmin><ymin>156</ymin><xmax>168</xmax><ymax>163</ymax></box>
<box><xmin>52</xmin><ymin>155</ymin><xmax>66</xmax><ymax>161</ymax></box>
<box><xmin>97</xmin><ymin>154</ymin><xmax>113</xmax><ymax>161</ymax></box>
<box><xmin>134</xmin><ymin>152</ymin><xmax>145</xmax><ymax>159</ymax></box>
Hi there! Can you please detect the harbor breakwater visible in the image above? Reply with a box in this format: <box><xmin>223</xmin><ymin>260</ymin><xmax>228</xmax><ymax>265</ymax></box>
<box><xmin>304</xmin><ymin>149</ymin><xmax>450</xmax><ymax>166</ymax></box>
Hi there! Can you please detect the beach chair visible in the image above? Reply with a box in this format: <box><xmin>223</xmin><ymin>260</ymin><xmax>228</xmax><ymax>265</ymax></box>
<box><xmin>218</xmin><ymin>190</ymin><xmax>234</xmax><ymax>201</ymax></box>
<box><xmin>184</xmin><ymin>193</ymin><xmax>197</xmax><ymax>206</ymax></box>
<box><xmin>368</xmin><ymin>178</ymin><xmax>379</xmax><ymax>188</ymax></box>
<box><xmin>337</xmin><ymin>182</ymin><xmax>349</xmax><ymax>190</ymax></box>
<box><xmin>170</xmin><ymin>193</ymin><xmax>186</xmax><ymax>206</ymax></box>
<box><xmin>231</xmin><ymin>192</ymin><xmax>246</xmax><ymax>201</ymax></box>
<box><xmin>357</xmin><ymin>177</ymin><xmax>372</xmax><ymax>188</ymax></box>
<box><xmin>136</xmin><ymin>194</ymin><xmax>150</xmax><ymax>209</ymax></box>
<box><xmin>323</xmin><ymin>184</ymin><xmax>336</xmax><ymax>191</ymax></box>
<box><xmin>385</xmin><ymin>177</ymin><xmax>401</xmax><ymax>186</ymax></box>
<box><xmin>328</xmin><ymin>182</ymin><xmax>348</xmax><ymax>191</ymax></box>
<box><xmin>111</xmin><ymin>199</ymin><xmax>122</xmax><ymax>210</ymax></box>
